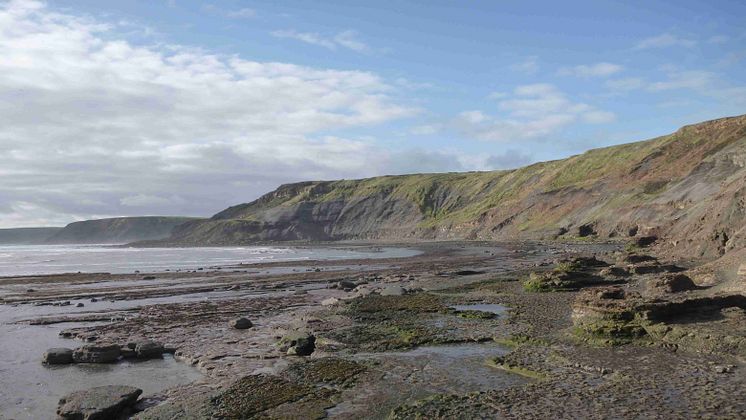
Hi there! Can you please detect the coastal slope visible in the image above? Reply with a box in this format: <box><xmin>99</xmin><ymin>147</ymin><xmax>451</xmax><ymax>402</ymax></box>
<box><xmin>47</xmin><ymin>217</ymin><xmax>199</xmax><ymax>244</ymax></box>
<box><xmin>0</xmin><ymin>227</ymin><xmax>63</xmax><ymax>244</ymax></box>
<box><xmin>168</xmin><ymin>115</ymin><xmax>746</xmax><ymax>259</ymax></box>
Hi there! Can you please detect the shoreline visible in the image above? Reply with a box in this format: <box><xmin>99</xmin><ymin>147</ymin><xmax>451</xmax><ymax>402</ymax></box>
<box><xmin>2</xmin><ymin>241</ymin><xmax>745</xmax><ymax>418</ymax></box>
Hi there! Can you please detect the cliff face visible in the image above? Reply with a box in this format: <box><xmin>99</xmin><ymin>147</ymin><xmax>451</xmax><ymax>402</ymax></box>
<box><xmin>169</xmin><ymin>115</ymin><xmax>746</xmax><ymax>259</ymax></box>
<box><xmin>46</xmin><ymin>217</ymin><xmax>199</xmax><ymax>244</ymax></box>
<box><xmin>0</xmin><ymin>227</ymin><xmax>63</xmax><ymax>244</ymax></box>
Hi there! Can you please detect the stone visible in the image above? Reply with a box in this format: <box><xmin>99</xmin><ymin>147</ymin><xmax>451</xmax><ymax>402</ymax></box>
<box><xmin>134</xmin><ymin>340</ymin><xmax>164</xmax><ymax>359</ymax></box>
<box><xmin>599</xmin><ymin>266</ymin><xmax>630</xmax><ymax>277</ymax></box>
<box><xmin>121</xmin><ymin>348</ymin><xmax>137</xmax><ymax>359</ymax></box>
<box><xmin>42</xmin><ymin>347</ymin><xmax>73</xmax><ymax>365</ymax></box>
<box><xmin>651</xmin><ymin>274</ymin><xmax>697</xmax><ymax>293</ymax></box>
<box><xmin>142</xmin><ymin>276</ymin><xmax>156</xmax><ymax>280</ymax></box>
<box><xmin>230</xmin><ymin>317</ymin><xmax>253</xmax><ymax>330</ymax></box>
<box><xmin>72</xmin><ymin>343</ymin><xmax>121</xmax><ymax>364</ymax></box>
<box><xmin>577</xmin><ymin>223</ymin><xmax>597</xmax><ymax>237</ymax></box>
<box><xmin>635</xmin><ymin>236</ymin><xmax>658</xmax><ymax>247</ymax></box>
<box><xmin>321</xmin><ymin>297</ymin><xmax>340</xmax><ymax>306</ymax></box>
<box><xmin>379</xmin><ymin>285</ymin><xmax>406</xmax><ymax>296</ymax></box>
<box><xmin>57</xmin><ymin>385</ymin><xmax>142</xmax><ymax>420</ymax></box>
<box><xmin>76</xmin><ymin>302</ymin><xmax>84</xmax><ymax>307</ymax></box>
<box><xmin>279</xmin><ymin>331</ymin><xmax>316</xmax><ymax>356</ymax></box>
<box><xmin>337</xmin><ymin>280</ymin><xmax>356</xmax><ymax>291</ymax></box>
<box><xmin>353</xmin><ymin>286</ymin><xmax>373</xmax><ymax>297</ymax></box>
<box><xmin>623</xmin><ymin>254</ymin><xmax>657</xmax><ymax>264</ymax></box>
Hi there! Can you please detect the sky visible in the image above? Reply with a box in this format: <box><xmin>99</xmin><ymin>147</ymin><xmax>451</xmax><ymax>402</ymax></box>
<box><xmin>1</xmin><ymin>0</ymin><xmax>745</xmax><ymax>227</ymax></box>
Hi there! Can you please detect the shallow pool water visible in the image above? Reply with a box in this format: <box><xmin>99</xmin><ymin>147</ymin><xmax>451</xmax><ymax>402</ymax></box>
<box><xmin>328</xmin><ymin>342</ymin><xmax>527</xmax><ymax>418</ymax></box>
<box><xmin>0</xmin><ymin>321</ymin><xmax>203</xmax><ymax>419</ymax></box>
<box><xmin>450</xmin><ymin>303</ymin><xmax>509</xmax><ymax>315</ymax></box>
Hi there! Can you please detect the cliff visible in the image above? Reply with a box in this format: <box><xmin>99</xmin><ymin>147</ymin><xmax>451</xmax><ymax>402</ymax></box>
<box><xmin>168</xmin><ymin>115</ymin><xmax>746</xmax><ymax>259</ymax></box>
<box><xmin>0</xmin><ymin>227</ymin><xmax>63</xmax><ymax>244</ymax></box>
<box><xmin>46</xmin><ymin>217</ymin><xmax>199</xmax><ymax>244</ymax></box>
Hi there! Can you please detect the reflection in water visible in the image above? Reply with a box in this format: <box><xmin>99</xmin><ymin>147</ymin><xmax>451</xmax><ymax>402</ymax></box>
<box><xmin>0</xmin><ymin>322</ymin><xmax>202</xmax><ymax>419</ymax></box>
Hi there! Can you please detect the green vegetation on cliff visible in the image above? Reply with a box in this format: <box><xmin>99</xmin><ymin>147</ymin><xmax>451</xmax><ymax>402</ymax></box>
<box><xmin>169</xmin><ymin>115</ymin><xmax>746</xmax><ymax>258</ymax></box>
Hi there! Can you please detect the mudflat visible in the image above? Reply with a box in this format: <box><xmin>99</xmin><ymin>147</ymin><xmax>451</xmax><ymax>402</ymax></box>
<box><xmin>2</xmin><ymin>241</ymin><xmax>745</xmax><ymax>419</ymax></box>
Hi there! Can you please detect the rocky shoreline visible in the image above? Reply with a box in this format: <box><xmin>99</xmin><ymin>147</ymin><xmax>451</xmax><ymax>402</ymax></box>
<box><xmin>2</xmin><ymin>241</ymin><xmax>745</xmax><ymax>418</ymax></box>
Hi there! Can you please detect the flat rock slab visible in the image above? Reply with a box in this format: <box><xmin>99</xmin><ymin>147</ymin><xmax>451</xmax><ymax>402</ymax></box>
<box><xmin>43</xmin><ymin>348</ymin><xmax>73</xmax><ymax>365</ymax></box>
<box><xmin>57</xmin><ymin>385</ymin><xmax>142</xmax><ymax>420</ymax></box>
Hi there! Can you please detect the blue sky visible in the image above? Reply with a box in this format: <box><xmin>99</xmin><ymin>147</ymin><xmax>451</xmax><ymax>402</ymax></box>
<box><xmin>1</xmin><ymin>0</ymin><xmax>745</xmax><ymax>226</ymax></box>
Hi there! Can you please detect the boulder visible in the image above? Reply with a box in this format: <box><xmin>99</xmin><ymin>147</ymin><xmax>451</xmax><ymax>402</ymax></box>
<box><xmin>577</xmin><ymin>223</ymin><xmax>597</xmax><ymax>237</ymax></box>
<box><xmin>57</xmin><ymin>385</ymin><xmax>142</xmax><ymax>420</ymax></box>
<box><xmin>651</xmin><ymin>274</ymin><xmax>697</xmax><ymax>293</ymax></box>
<box><xmin>337</xmin><ymin>280</ymin><xmax>357</xmax><ymax>291</ymax></box>
<box><xmin>230</xmin><ymin>317</ymin><xmax>253</xmax><ymax>330</ymax></box>
<box><xmin>635</xmin><ymin>236</ymin><xmax>658</xmax><ymax>247</ymax></box>
<box><xmin>279</xmin><ymin>331</ymin><xmax>316</xmax><ymax>356</ymax></box>
<box><xmin>353</xmin><ymin>286</ymin><xmax>373</xmax><ymax>297</ymax></box>
<box><xmin>321</xmin><ymin>297</ymin><xmax>340</xmax><ymax>306</ymax></box>
<box><xmin>42</xmin><ymin>348</ymin><xmax>73</xmax><ymax>365</ymax></box>
<box><xmin>623</xmin><ymin>254</ymin><xmax>657</xmax><ymax>264</ymax></box>
<box><xmin>599</xmin><ymin>266</ymin><xmax>630</xmax><ymax>277</ymax></box>
<box><xmin>134</xmin><ymin>340</ymin><xmax>164</xmax><ymax>359</ymax></box>
<box><xmin>72</xmin><ymin>343</ymin><xmax>121</xmax><ymax>364</ymax></box>
<box><xmin>379</xmin><ymin>285</ymin><xmax>406</xmax><ymax>296</ymax></box>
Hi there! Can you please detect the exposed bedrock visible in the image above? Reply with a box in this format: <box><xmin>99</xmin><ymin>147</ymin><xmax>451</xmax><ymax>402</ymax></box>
<box><xmin>157</xmin><ymin>115</ymin><xmax>746</xmax><ymax>264</ymax></box>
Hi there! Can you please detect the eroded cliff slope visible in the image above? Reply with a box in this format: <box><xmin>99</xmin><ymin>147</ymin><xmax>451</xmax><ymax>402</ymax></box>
<box><xmin>47</xmin><ymin>216</ymin><xmax>200</xmax><ymax>244</ymax></box>
<box><xmin>169</xmin><ymin>115</ymin><xmax>746</xmax><ymax>259</ymax></box>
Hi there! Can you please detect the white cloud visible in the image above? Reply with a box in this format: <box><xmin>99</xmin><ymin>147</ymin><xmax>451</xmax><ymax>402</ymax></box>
<box><xmin>635</xmin><ymin>33</ymin><xmax>696</xmax><ymax>49</ymax></box>
<box><xmin>409</xmin><ymin>125</ymin><xmax>439</xmax><ymax>135</ymax></box>
<box><xmin>558</xmin><ymin>62</ymin><xmax>623</xmax><ymax>77</ymax></box>
<box><xmin>606</xmin><ymin>77</ymin><xmax>645</xmax><ymax>91</ymax></box>
<box><xmin>648</xmin><ymin>70</ymin><xmax>716</xmax><ymax>91</ymax></box>
<box><xmin>0</xmin><ymin>1</ymin><xmax>418</xmax><ymax>226</ymax></box>
<box><xmin>202</xmin><ymin>4</ymin><xmax>256</xmax><ymax>19</ymax></box>
<box><xmin>226</xmin><ymin>8</ymin><xmax>256</xmax><ymax>19</ymax></box>
<box><xmin>510</xmin><ymin>56</ymin><xmax>539</xmax><ymax>74</ymax></box>
<box><xmin>454</xmin><ymin>84</ymin><xmax>614</xmax><ymax>142</ymax></box>
<box><xmin>271</xmin><ymin>29</ymin><xmax>369</xmax><ymax>52</ymax></box>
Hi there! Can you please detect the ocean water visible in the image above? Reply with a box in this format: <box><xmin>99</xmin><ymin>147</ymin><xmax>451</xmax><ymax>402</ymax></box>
<box><xmin>0</xmin><ymin>244</ymin><xmax>421</xmax><ymax>277</ymax></box>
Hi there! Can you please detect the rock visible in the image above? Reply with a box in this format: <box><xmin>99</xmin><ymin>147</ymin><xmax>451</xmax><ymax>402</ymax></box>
<box><xmin>321</xmin><ymin>297</ymin><xmax>340</xmax><ymax>306</ymax></box>
<box><xmin>337</xmin><ymin>280</ymin><xmax>356</xmax><ymax>291</ymax></box>
<box><xmin>599</xmin><ymin>266</ymin><xmax>629</xmax><ymax>277</ymax></box>
<box><xmin>135</xmin><ymin>340</ymin><xmax>164</xmax><ymax>359</ymax></box>
<box><xmin>596</xmin><ymin>287</ymin><xmax>626</xmax><ymax>300</ymax></box>
<box><xmin>142</xmin><ymin>276</ymin><xmax>156</xmax><ymax>280</ymax></box>
<box><xmin>623</xmin><ymin>254</ymin><xmax>657</xmax><ymax>264</ymax></box>
<box><xmin>635</xmin><ymin>236</ymin><xmax>658</xmax><ymax>247</ymax></box>
<box><xmin>72</xmin><ymin>343</ymin><xmax>121</xmax><ymax>364</ymax></box>
<box><xmin>651</xmin><ymin>274</ymin><xmax>697</xmax><ymax>293</ymax></box>
<box><xmin>43</xmin><ymin>348</ymin><xmax>73</xmax><ymax>365</ymax></box>
<box><xmin>90</xmin><ymin>298</ymin><xmax>98</xmax><ymax>303</ymax></box>
<box><xmin>714</xmin><ymin>365</ymin><xmax>733</xmax><ymax>374</ymax></box>
<box><xmin>57</xmin><ymin>385</ymin><xmax>142</xmax><ymax>420</ymax></box>
<box><xmin>379</xmin><ymin>285</ymin><xmax>406</xmax><ymax>296</ymax></box>
<box><xmin>230</xmin><ymin>317</ymin><xmax>253</xmax><ymax>330</ymax></box>
<box><xmin>577</xmin><ymin>223</ymin><xmax>597</xmax><ymax>237</ymax></box>
<box><xmin>353</xmin><ymin>286</ymin><xmax>373</xmax><ymax>297</ymax></box>
<box><xmin>76</xmin><ymin>303</ymin><xmax>84</xmax><ymax>307</ymax></box>
<box><xmin>279</xmin><ymin>331</ymin><xmax>316</xmax><ymax>356</ymax></box>
<box><xmin>121</xmin><ymin>348</ymin><xmax>137</xmax><ymax>359</ymax></box>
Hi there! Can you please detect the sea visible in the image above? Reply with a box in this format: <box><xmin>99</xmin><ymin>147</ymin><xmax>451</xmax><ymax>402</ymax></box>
<box><xmin>0</xmin><ymin>244</ymin><xmax>421</xmax><ymax>277</ymax></box>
